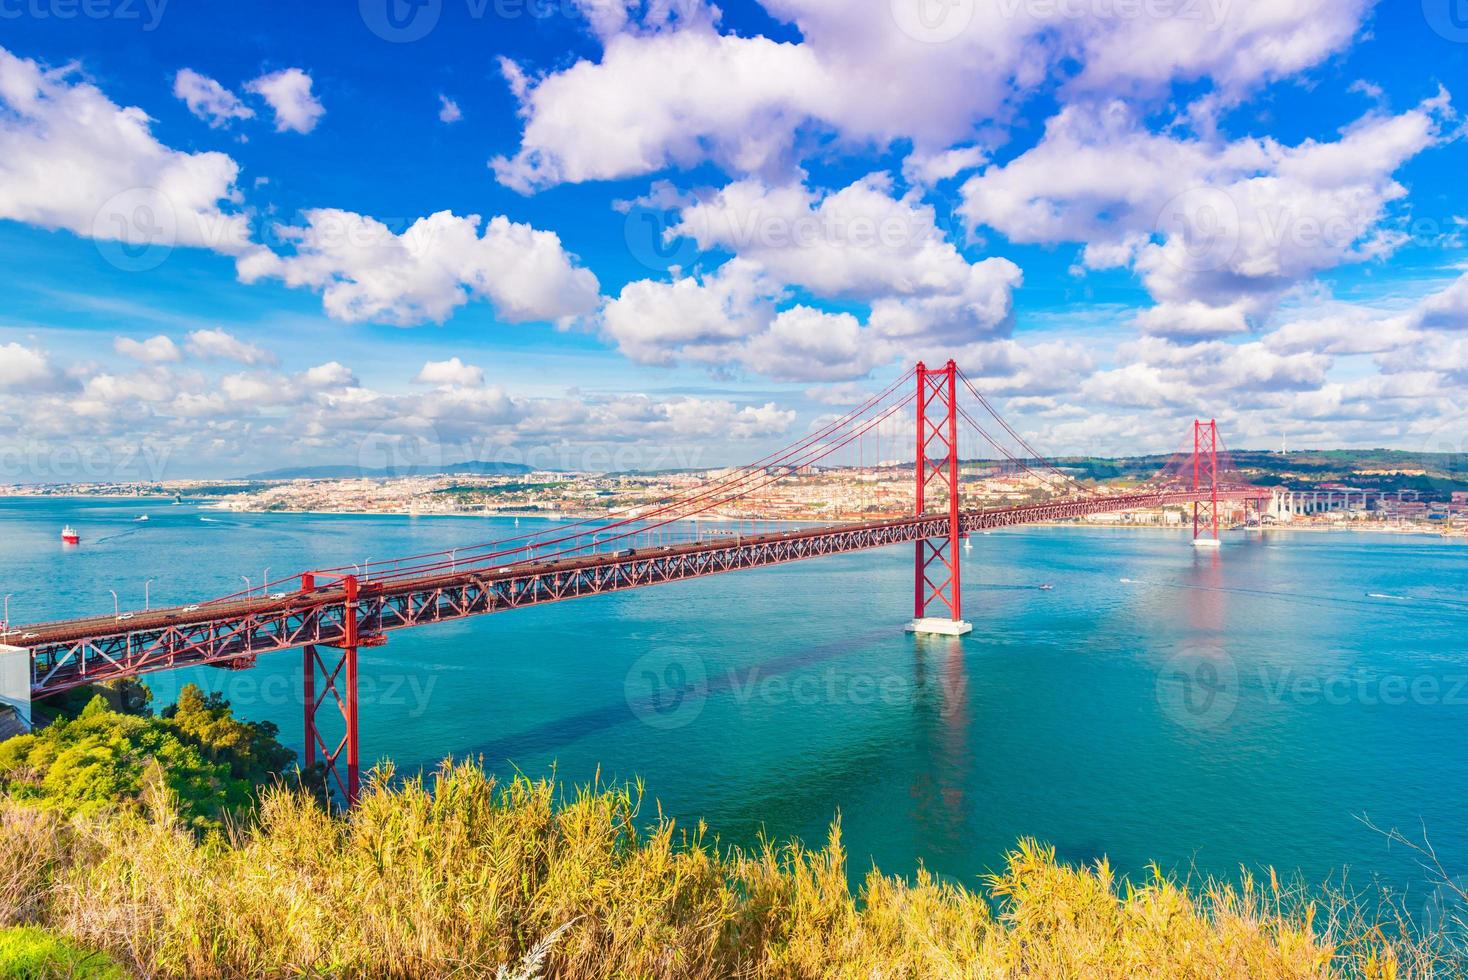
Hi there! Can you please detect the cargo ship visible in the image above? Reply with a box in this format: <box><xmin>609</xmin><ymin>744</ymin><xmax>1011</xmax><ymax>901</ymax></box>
<box><xmin>61</xmin><ymin>525</ymin><xmax>80</xmax><ymax>545</ymax></box>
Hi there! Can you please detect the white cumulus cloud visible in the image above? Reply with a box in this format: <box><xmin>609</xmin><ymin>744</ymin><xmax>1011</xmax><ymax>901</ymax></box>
<box><xmin>414</xmin><ymin>357</ymin><xmax>485</xmax><ymax>387</ymax></box>
<box><xmin>114</xmin><ymin>335</ymin><xmax>182</xmax><ymax>363</ymax></box>
<box><xmin>237</xmin><ymin>210</ymin><xmax>601</xmax><ymax>326</ymax></box>
<box><xmin>604</xmin><ymin>173</ymin><xmax>1022</xmax><ymax>380</ymax></box>
<box><xmin>173</xmin><ymin>69</ymin><xmax>255</xmax><ymax>128</ymax></box>
<box><xmin>0</xmin><ymin>47</ymin><xmax>252</xmax><ymax>256</ymax></box>
<box><xmin>961</xmin><ymin>93</ymin><xmax>1455</xmax><ymax>338</ymax></box>
<box><xmin>185</xmin><ymin>328</ymin><xmax>276</xmax><ymax>365</ymax></box>
<box><xmin>301</xmin><ymin>361</ymin><xmax>357</xmax><ymax>388</ymax></box>
<box><xmin>493</xmin><ymin>0</ymin><xmax>1373</xmax><ymax>191</ymax></box>
<box><xmin>246</xmin><ymin>68</ymin><xmax>325</xmax><ymax>134</ymax></box>
<box><xmin>0</xmin><ymin>342</ymin><xmax>61</xmax><ymax>391</ymax></box>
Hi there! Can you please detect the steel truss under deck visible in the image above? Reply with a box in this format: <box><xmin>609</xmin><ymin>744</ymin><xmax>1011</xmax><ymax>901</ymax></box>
<box><xmin>26</xmin><ymin>487</ymin><xmax>1261</xmax><ymax>699</ymax></box>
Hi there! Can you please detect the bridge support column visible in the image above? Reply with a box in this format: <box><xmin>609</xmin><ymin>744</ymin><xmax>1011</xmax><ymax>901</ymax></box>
<box><xmin>304</xmin><ymin>574</ymin><xmax>361</xmax><ymax>808</ymax></box>
<box><xmin>908</xmin><ymin>360</ymin><xmax>972</xmax><ymax>636</ymax></box>
<box><xmin>1192</xmin><ymin>419</ymin><xmax>1221</xmax><ymax>549</ymax></box>
<box><xmin>0</xmin><ymin>645</ymin><xmax>31</xmax><ymax>731</ymax></box>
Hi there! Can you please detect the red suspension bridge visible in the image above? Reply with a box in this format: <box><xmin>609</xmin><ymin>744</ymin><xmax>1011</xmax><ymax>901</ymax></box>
<box><xmin>0</xmin><ymin>362</ymin><xmax>1266</xmax><ymax>805</ymax></box>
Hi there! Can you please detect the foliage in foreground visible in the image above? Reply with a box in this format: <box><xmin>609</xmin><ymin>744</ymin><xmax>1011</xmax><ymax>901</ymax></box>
<box><xmin>0</xmin><ymin>760</ymin><xmax>1449</xmax><ymax>979</ymax></box>
<box><xmin>0</xmin><ymin>684</ymin><xmax>294</xmax><ymax>830</ymax></box>
<box><xmin>0</xmin><ymin>925</ymin><xmax>127</xmax><ymax>979</ymax></box>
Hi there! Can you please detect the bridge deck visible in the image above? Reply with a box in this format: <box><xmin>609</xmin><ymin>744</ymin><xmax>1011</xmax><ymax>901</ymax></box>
<box><xmin>9</xmin><ymin>489</ymin><xmax>1263</xmax><ymax>695</ymax></box>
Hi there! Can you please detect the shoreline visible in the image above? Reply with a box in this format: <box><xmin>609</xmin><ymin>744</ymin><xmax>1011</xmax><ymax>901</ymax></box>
<box><xmin>212</xmin><ymin>503</ymin><xmax>1465</xmax><ymax>539</ymax></box>
<box><xmin>202</xmin><ymin>505</ymin><xmax>835</xmax><ymax>525</ymax></box>
<box><xmin>1029</xmin><ymin>520</ymin><xmax>1464</xmax><ymax>539</ymax></box>
<box><xmin>9</xmin><ymin>496</ymin><xmax>1461</xmax><ymax>540</ymax></box>
<box><xmin>0</xmin><ymin>492</ymin><xmax>178</xmax><ymax>500</ymax></box>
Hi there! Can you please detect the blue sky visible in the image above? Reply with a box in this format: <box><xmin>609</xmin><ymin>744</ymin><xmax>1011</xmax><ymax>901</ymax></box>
<box><xmin>1</xmin><ymin>0</ymin><xmax>1467</xmax><ymax>479</ymax></box>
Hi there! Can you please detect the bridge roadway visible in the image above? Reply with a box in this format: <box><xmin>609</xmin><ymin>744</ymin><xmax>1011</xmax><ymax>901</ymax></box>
<box><xmin>11</xmin><ymin>487</ymin><xmax>1261</xmax><ymax>696</ymax></box>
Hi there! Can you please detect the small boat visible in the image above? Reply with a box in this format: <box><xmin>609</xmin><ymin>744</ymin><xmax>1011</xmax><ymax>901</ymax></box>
<box><xmin>61</xmin><ymin>525</ymin><xmax>80</xmax><ymax>545</ymax></box>
<box><xmin>134</xmin><ymin>514</ymin><xmax>149</xmax><ymax>522</ymax></box>
<box><xmin>1038</xmin><ymin>583</ymin><xmax>1054</xmax><ymax>591</ymax></box>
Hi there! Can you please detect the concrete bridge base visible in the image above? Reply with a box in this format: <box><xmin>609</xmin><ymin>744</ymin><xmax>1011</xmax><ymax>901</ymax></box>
<box><xmin>906</xmin><ymin>618</ymin><xmax>973</xmax><ymax>637</ymax></box>
<box><xmin>0</xmin><ymin>645</ymin><xmax>31</xmax><ymax>731</ymax></box>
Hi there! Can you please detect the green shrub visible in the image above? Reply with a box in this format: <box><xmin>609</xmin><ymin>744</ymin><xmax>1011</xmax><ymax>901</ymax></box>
<box><xmin>161</xmin><ymin>685</ymin><xmax>293</xmax><ymax>785</ymax></box>
<box><xmin>0</xmin><ymin>926</ymin><xmax>128</xmax><ymax>979</ymax></box>
<box><xmin>0</xmin><ymin>686</ymin><xmax>294</xmax><ymax>831</ymax></box>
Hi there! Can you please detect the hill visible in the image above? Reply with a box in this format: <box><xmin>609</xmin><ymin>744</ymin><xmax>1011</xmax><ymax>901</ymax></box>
<box><xmin>244</xmin><ymin>460</ymin><xmax>535</xmax><ymax>480</ymax></box>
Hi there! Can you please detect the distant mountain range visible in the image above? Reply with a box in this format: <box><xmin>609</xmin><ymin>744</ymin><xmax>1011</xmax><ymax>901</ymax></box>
<box><xmin>244</xmin><ymin>461</ymin><xmax>535</xmax><ymax>480</ymax></box>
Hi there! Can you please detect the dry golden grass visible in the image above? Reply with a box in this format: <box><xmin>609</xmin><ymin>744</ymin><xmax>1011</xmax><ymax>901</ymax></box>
<box><xmin>0</xmin><ymin>760</ymin><xmax>1453</xmax><ymax>978</ymax></box>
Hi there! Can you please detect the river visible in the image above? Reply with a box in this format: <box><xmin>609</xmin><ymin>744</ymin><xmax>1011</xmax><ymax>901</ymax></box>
<box><xmin>3</xmin><ymin>495</ymin><xmax>1466</xmax><ymax>906</ymax></box>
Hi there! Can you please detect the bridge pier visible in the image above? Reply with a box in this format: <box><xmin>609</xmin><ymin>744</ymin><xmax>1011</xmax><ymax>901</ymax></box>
<box><xmin>906</xmin><ymin>618</ymin><xmax>973</xmax><ymax>636</ymax></box>
<box><xmin>304</xmin><ymin>642</ymin><xmax>360</xmax><ymax>808</ymax></box>
<box><xmin>0</xmin><ymin>645</ymin><xmax>32</xmax><ymax>731</ymax></box>
<box><xmin>303</xmin><ymin>573</ymin><xmax>362</xmax><ymax>808</ymax></box>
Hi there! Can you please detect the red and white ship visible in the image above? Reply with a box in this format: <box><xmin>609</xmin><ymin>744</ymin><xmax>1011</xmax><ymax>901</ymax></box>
<box><xmin>60</xmin><ymin>525</ymin><xmax>80</xmax><ymax>545</ymax></box>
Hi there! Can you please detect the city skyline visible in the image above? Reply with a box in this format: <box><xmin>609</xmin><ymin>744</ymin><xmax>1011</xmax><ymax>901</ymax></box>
<box><xmin>2</xmin><ymin>1</ymin><xmax>1467</xmax><ymax>480</ymax></box>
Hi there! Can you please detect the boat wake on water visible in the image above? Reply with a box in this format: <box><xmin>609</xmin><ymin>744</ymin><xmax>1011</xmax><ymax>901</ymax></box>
<box><xmin>93</xmin><ymin>527</ymin><xmax>145</xmax><ymax>544</ymax></box>
<box><xmin>1114</xmin><ymin>579</ymin><xmax>1465</xmax><ymax>617</ymax></box>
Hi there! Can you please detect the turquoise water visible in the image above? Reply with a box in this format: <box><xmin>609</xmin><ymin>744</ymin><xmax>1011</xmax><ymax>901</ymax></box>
<box><xmin>4</xmin><ymin>495</ymin><xmax>1467</xmax><ymax>902</ymax></box>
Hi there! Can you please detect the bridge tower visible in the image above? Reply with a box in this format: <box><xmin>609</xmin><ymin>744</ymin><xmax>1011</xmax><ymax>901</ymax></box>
<box><xmin>907</xmin><ymin>360</ymin><xmax>972</xmax><ymax>636</ymax></box>
<box><xmin>302</xmin><ymin>572</ymin><xmax>362</xmax><ymax>807</ymax></box>
<box><xmin>1192</xmin><ymin>419</ymin><xmax>1221</xmax><ymax>548</ymax></box>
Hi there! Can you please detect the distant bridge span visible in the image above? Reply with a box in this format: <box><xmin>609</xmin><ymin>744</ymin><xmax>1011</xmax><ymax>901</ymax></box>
<box><xmin>0</xmin><ymin>361</ymin><xmax>1264</xmax><ymax>805</ymax></box>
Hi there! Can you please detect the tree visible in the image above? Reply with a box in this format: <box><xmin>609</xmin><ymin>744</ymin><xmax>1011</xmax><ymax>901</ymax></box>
<box><xmin>41</xmin><ymin>678</ymin><xmax>154</xmax><ymax>719</ymax></box>
<box><xmin>0</xmin><ymin>696</ymin><xmax>235</xmax><ymax>828</ymax></box>
<box><xmin>162</xmin><ymin>685</ymin><xmax>295</xmax><ymax>785</ymax></box>
<box><xmin>0</xmin><ymin>686</ymin><xmax>297</xmax><ymax>830</ymax></box>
